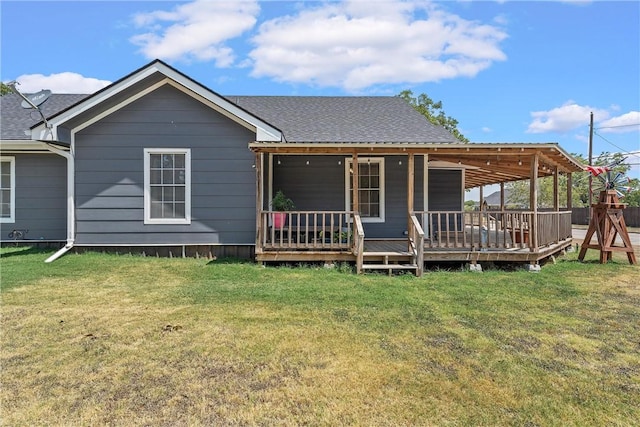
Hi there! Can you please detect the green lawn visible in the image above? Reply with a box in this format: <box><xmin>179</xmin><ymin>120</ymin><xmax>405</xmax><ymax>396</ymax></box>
<box><xmin>1</xmin><ymin>246</ymin><xmax>639</xmax><ymax>426</ymax></box>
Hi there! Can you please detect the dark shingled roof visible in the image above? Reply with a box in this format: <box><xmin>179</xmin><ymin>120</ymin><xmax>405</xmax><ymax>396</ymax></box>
<box><xmin>232</xmin><ymin>96</ymin><xmax>458</xmax><ymax>143</ymax></box>
<box><xmin>1</xmin><ymin>92</ymin><xmax>458</xmax><ymax>144</ymax></box>
<box><xmin>0</xmin><ymin>93</ymin><xmax>88</xmax><ymax>140</ymax></box>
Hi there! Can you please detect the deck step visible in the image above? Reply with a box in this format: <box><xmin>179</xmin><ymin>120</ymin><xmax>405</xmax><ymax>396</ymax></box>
<box><xmin>361</xmin><ymin>263</ymin><xmax>418</xmax><ymax>270</ymax></box>
<box><xmin>363</xmin><ymin>251</ymin><xmax>413</xmax><ymax>257</ymax></box>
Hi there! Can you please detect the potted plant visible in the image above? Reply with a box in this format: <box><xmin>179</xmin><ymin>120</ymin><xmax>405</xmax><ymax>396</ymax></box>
<box><xmin>271</xmin><ymin>190</ymin><xmax>295</xmax><ymax>229</ymax></box>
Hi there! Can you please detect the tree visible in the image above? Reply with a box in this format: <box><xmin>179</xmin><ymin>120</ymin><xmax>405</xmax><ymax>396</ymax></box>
<box><xmin>505</xmin><ymin>151</ymin><xmax>640</xmax><ymax>208</ymax></box>
<box><xmin>1</xmin><ymin>82</ymin><xmax>12</xmax><ymax>96</ymax></box>
<box><xmin>398</xmin><ymin>90</ymin><xmax>469</xmax><ymax>143</ymax></box>
<box><xmin>505</xmin><ymin>175</ymin><xmax>577</xmax><ymax>209</ymax></box>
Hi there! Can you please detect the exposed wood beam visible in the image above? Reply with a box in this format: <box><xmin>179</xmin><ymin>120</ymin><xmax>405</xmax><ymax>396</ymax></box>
<box><xmin>567</xmin><ymin>173</ymin><xmax>573</xmax><ymax>210</ymax></box>
<box><xmin>255</xmin><ymin>152</ymin><xmax>263</xmax><ymax>253</ymax></box>
<box><xmin>407</xmin><ymin>153</ymin><xmax>415</xmax><ymax>233</ymax></box>
<box><xmin>530</xmin><ymin>153</ymin><xmax>539</xmax><ymax>250</ymax></box>
<box><xmin>352</xmin><ymin>152</ymin><xmax>359</xmax><ymax>214</ymax></box>
<box><xmin>553</xmin><ymin>166</ymin><xmax>559</xmax><ymax>211</ymax></box>
<box><xmin>407</xmin><ymin>153</ymin><xmax>415</xmax><ymax>211</ymax></box>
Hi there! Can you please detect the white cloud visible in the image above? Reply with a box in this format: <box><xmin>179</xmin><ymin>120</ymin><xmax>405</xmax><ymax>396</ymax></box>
<box><xmin>13</xmin><ymin>72</ymin><xmax>111</xmax><ymax>94</ymax></box>
<box><xmin>597</xmin><ymin>111</ymin><xmax>640</xmax><ymax>133</ymax></box>
<box><xmin>130</xmin><ymin>0</ymin><xmax>259</xmax><ymax>66</ymax></box>
<box><xmin>249</xmin><ymin>0</ymin><xmax>507</xmax><ymax>91</ymax></box>
<box><xmin>526</xmin><ymin>101</ymin><xmax>609</xmax><ymax>133</ymax></box>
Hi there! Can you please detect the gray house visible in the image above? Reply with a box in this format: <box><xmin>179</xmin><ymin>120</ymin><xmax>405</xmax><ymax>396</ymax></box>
<box><xmin>1</xmin><ymin>60</ymin><xmax>583</xmax><ymax>274</ymax></box>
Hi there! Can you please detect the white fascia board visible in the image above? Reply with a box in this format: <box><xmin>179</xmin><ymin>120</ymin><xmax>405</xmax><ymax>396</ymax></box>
<box><xmin>31</xmin><ymin>65</ymin><xmax>160</xmax><ymax>140</ymax></box>
<box><xmin>256</xmin><ymin>127</ymin><xmax>281</xmax><ymax>142</ymax></box>
<box><xmin>0</xmin><ymin>140</ymin><xmax>65</xmax><ymax>152</ymax></box>
<box><xmin>32</xmin><ymin>61</ymin><xmax>282</xmax><ymax>142</ymax></box>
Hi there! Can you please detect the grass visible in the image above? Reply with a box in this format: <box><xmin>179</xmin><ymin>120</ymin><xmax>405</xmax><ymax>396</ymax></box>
<box><xmin>1</xmin><ymin>247</ymin><xmax>639</xmax><ymax>426</ymax></box>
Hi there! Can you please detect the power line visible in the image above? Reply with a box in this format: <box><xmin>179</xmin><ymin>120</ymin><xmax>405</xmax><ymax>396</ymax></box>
<box><xmin>593</xmin><ymin>130</ymin><xmax>640</xmax><ymax>158</ymax></box>
<box><xmin>594</xmin><ymin>123</ymin><xmax>640</xmax><ymax>130</ymax></box>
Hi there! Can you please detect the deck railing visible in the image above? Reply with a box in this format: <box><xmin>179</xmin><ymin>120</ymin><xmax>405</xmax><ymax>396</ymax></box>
<box><xmin>415</xmin><ymin>210</ymin><xmax>573</xmax><ymax>251</ymax></box>
<box><xmin>537</xmin><ymin>211</ymin><xmax>572</xmax><ymax>248</ymax></box>
<box><xmin>259</xmin><ymin>211</ymin><xmax>354</xmax><ymax>251</ymax></box>
<box><xmin>257</xmin><ymin>209</ymin><xmax>572</xmax><ymax>254</ymax></box>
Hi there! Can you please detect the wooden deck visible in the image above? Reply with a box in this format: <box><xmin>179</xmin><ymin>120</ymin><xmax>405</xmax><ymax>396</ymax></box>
<box><xmin>255</xmin><ymin>210</ymin><xmax>574</xmax><ymax>275</ymax></box>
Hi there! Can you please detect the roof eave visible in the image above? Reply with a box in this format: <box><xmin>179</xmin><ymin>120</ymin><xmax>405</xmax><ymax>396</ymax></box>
<box><xmin>0</xmin><ymin>139</ymin><xmax>69</xmax><ymax>152</ymax></box>
<box><xmin>30</xmin><ymin>59</ymin><xmax>283</xmax><ymax>142</ymax></box>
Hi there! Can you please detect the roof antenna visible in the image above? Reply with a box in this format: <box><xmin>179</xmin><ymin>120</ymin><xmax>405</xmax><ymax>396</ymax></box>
<box><xmin>6</xmin><ymin>81</ymin><xmax>52</xmax><ymax>129</ymax></box>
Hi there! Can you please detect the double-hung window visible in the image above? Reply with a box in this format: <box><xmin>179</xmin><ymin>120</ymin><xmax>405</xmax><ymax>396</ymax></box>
<box><xmin>0</xmin><ymin>157</ymin><xmax>15</xmax><ymax>223</ymax></box>
<box><xmin>144</xmin><ymin>149</ymin><xmax>191</xmax><ymax>224</ymax></box>
<box><xmin>345</xmin><ymin>157</ymin><xmax>385</xmax><ymax>222</ymax></box>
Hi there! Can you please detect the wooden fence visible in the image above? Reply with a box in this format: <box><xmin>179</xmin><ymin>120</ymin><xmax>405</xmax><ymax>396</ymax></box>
<box><xmin>572</xmin><ymin>207</ymin><xmax>640</xmax><ymax>227</ymax></box>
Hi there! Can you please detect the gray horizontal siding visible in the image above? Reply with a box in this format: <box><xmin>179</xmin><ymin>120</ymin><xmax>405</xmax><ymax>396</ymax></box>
<box><xmin>2</xmin><ymin>154</ymin><xmax>67</xmax><ymax>240</ymax></box>
<box><xmin>74</xmin><ymin>84</ymin><xmax>256</xmax><ymax>246</ymax></box>
<box><xmin>428</xmin><ymin>169</ymin><xmax>463</xmax><ymax>211</ymax></box>
<box><xmin>272</xmin><ymin>155</ymin><xmax>426</xmax><ymax>239</ymax></box>
<box><xmin>428</xmin><ymin>169</ymin><xmax>463</xmax><ymax>230</ymax></box>
<box><xmin>273</xmin><ymin>156</ymin><xmax>345</xmax><ymax>211</ymax></box>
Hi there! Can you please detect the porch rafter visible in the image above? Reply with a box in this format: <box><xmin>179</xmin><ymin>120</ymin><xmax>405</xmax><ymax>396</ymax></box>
<box><xmin>249</xmin><ymin>142</ymin><xmax>583</xmax><ymax>189</ymax></box>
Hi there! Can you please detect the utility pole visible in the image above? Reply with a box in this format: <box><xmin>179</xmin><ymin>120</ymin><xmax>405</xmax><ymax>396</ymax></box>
<box><xmin>588</xmin><ymin>112</ymin><xmax>594</xmax><ymax>208</ymax></box>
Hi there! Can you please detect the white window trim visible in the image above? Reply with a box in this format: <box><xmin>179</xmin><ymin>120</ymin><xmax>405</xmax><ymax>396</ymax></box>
<box><xmin>0</xmin><ymin>156</ymin><xmax>16</xmax><ymax>224</ymax></box>
<box><xmin>144</xmin><ymin>148</ymin><xmax>191</xmax><ymax>225</ymax></box>
<box><xmin>345</xmin><ymin>157</ymin><xmax>385</xmax><ymax>223</ymax></box>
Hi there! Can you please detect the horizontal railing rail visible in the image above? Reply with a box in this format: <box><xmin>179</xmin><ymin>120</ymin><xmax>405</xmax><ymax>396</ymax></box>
<box><xmin>260</xmin><ymin>211</ymin><xmax>354</xmax><ymax>251</ymax></box>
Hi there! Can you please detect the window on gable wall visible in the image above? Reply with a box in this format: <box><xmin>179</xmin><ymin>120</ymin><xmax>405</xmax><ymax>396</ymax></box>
<box><xmin>345</xmin><ymin>157</ymin><xmax>385</xmax><ymax>222</ymax></box>
<box><xmin>0</xmin><ymin>157</ymin><xmax>15</xmax><ymax>223</ymax></box>
<box><xmin>144</xmin><ymin>149</ymin><xmax>191</xmax><ymax>224</ymax></box>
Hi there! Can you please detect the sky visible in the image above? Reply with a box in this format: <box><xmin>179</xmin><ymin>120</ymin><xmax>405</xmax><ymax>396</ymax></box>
<box><xmin>2</xmin><ymin>0</ymin><xmax>639</xmax><ymax>194</ymax></box>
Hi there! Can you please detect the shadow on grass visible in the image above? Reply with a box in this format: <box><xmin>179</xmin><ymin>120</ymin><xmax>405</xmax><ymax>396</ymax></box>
<box><xmin>0</xmin><ymin>246</ymin><xmax>54</xmax><ymax>258</ymax></box>
<box><xmin>206</xmin><ymin>257</ymin><xmax>254</xmax><ymax>266</ymax></box>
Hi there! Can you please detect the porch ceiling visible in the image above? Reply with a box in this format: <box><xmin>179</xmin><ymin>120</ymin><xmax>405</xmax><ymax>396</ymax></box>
<box><xmin>249</xmin><ymin>142</ymin><xmax>585</xmax><ymax>189</ymax></box>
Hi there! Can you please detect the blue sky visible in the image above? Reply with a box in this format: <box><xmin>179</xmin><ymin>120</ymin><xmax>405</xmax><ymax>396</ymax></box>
<box><xmin>2</xmin><ymin>0</ymin><xmax>639</xmax><ymax>186</ymax></box>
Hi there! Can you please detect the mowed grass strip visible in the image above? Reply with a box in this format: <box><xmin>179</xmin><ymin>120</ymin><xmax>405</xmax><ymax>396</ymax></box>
<box><xmin>1</xmin><ymin>247</ymin><xmax>639</xmax><ymax>426</ymax></box>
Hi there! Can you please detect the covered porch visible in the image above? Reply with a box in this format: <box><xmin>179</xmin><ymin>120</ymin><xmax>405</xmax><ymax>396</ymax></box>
<box><xmin>250</xmin><ymin>143</ymin><xmax>583</xmax><ymax>275</ymax></box>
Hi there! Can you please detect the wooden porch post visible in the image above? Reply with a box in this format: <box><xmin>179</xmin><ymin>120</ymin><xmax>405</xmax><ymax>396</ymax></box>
<box><xmin>500</xmin><ymin>182</ymin><xmax>505</xmax><ymax>211</ymax></box>
<box><xmin>553</xmin><ymin>166</ymin><xmax>559</xmax><ymax>211</ymax></box>
<box><xmin>553</xmin><ymin>166</ymin><xmax>560</xmax><ymax>243</ymax></box>
<box><xmin>479</xmin><ymin>185</ymin><xmax>484</xmax><ymax>237</ymax></box>
<box><xmin>255</xmin><ymin>152</ymin><xmax>264</xmax><ymax>258</ymax></box>
<box><xmin>407</xmin><ymin>153</ymin><xmax>415</xmax><ymax>251</ymax></box>
<box><xmin>566</xmin><ymin>173</ymin><xmax>573</xmax><ymax>209</ymax></box>
<box><xmin>530</xmin><ymin>153</ymin><xmax>539</xmax><ymax>251</ymax></box>
<box><xmin>352</xmin><ymin>152</ymin><xmax>359</xmax><ymax>214</ymax></box>
<box><xmin>407</xmin><ymin>153</ymin><xmax>415</xmax><ymax>218</ymax></box>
